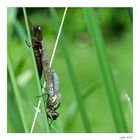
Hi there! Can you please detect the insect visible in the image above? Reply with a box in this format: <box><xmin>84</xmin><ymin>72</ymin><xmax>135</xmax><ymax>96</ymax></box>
<box><xmin>26</xmin><ymin>25</ymin><xmax>43</xmax><ymax>79</ymax></box>
<box><xmin>46</xmin><ymin>70</ymin><xmax>61</xmax><ymax>120</ymax></box>
<box><xmin>28</xmin><ymin>25</ymin><xmax>61</xmax><ymax>127</ymax></box>
<box><xmin>41</xmin><ymin>45</ymin><xmax>61</xmax><ymax>123</ymax></box>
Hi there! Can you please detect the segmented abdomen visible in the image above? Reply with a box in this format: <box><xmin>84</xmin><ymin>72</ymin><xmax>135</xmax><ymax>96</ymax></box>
<box><xmin>41</xmin><ymin>46</ymin><xmax>53</xmax><ymax>95</ymax></box>
<box><xmin>33</xmin><ymin>47</ymin><xmax>42</xmax><ymax>79</ymax></box>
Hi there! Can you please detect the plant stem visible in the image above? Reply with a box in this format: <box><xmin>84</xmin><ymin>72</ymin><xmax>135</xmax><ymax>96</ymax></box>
<box><xmin>50</xmin><ymin>8</ymin><xmax>92</xmax><ymax>132</ymax></box>
<box><xmin>8</xmin><ymin>55</ymin><xmax>29</xmax><ymax>132</ymax></box>
<box><xmin>83</xmin><ymin>8</ymin><xmax>128</xmax><ymax>132</ymax></box>
<box><xmin>23</xmin><ymin>7</ymin><xmax>50</xmax><ymax>132</ymax></box>
<box><xmin>65</xmin><ymin>82</ymin><xmax>102</xmax><ymax>130</ymax></box>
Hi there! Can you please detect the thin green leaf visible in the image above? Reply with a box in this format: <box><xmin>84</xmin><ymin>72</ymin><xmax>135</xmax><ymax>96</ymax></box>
<box><xmin>8</xmin><ymin>55</ymin><xmax>29</xmax><ymax>132</ymax></box>
<box><xmin>23</xmin><ymin>8</ymin><xmax>50</xmax><ymax>132</ymax></box>
<box><xmin>49</xmin><ymin>8</ymin><xmax>92</xmax><ymax>132</ymax></box>
<box><xmin>65</xmin><ymin>81</ymin><xmax>102</xmax><ymax>130</ymax></box>
<box><xmin>83</xmin><ymin>8</ymin><xmax>128</xmax><ymax>132</ymax></box>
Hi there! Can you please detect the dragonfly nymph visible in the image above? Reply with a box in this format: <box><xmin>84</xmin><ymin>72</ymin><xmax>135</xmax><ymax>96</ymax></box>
<box><xmin>41</xmin><ymin>45</ymin><xmax>61</xmax><ymax>122</ymax></box>
<box><xmin>27</xmin><ymin>24</ymin><xmax>61</xmax><ymax>127</ymax></box>
<box><xmin>26</xmin><ymin>25</ymin><xmax>43</xmax><ymax>79</ymax></box>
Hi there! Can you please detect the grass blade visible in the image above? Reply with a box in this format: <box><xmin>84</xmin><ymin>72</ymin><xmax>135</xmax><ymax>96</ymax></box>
<box><xmin>7</xmin><ymin>7</ymin><xmax>29</xmax><ymax>132</ymax></box>
<box><xmin>50</xmin><ymin>8</ymin><xmax>92</xmax><ymax>132</ymax></box>
<box><xmin>83</xmin><ymin>8</ymin><xmax>128</xmax><ymax>132</ymax></box>
<box><xmin>65</xmin><ymin>82</ymin><xmax>102</xmax><ymax>130</ymax></box>
<box><xmin>23</xmin><ymin>8</ymin><xmax>50</xmax><ymax>132</ymax></box>
<box><xmin>7</xmin><ymin>55</ymin><xmax>29</xmax><ymax>132</ymax></box>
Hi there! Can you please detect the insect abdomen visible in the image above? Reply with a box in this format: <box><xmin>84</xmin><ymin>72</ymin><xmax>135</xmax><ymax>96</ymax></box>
<box><xmin>33</xmin><ymin>48</ymin><xmax>42</xmax><ymax>79</ymax></box>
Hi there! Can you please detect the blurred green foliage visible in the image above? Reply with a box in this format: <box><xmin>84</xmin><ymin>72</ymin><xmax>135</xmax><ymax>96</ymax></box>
<box><xmin>7</xmin><ymin>8</ymin><xmax>132</xmax><ymax>133</ymax></box>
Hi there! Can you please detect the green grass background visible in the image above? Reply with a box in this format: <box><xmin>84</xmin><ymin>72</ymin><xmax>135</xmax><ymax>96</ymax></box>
<box><xmin>7</xmin><ymin>8</ymin><xmax>132</xmax><ymax>133</ymax></box>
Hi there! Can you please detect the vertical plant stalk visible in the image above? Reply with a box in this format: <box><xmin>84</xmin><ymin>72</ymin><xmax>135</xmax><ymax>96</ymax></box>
<box><xmin>83</xmin><ymin>8</ymin><xmax>128</xmax><ymax>132</ymax></box>
<box><xmin>23</xmin><ymin>8</ymin><xmax>50</xmax><ymax>132</ymax></box>
<box><xmin>50</xmin><ymin>8</ymin><xmax>92</xmax><ymax>132</ymax></box>
<box><xmin>8</xmin><ymin>55</ymin><xmax>29</xmax><ymax>132</ymax></box>
<box><xmin>28</xmin><ymin>7</ymin><xmax>67</xmax><ymax>132</ymax></box>
<box><xmin>65</xmin><ymin>82</ymin><xmax>102</xmax><ymax>130</ymax></box>
<box><xmin>50</xmin><ymin>7</ymin><xmax>68</xmax><ymax>66</ymax></box>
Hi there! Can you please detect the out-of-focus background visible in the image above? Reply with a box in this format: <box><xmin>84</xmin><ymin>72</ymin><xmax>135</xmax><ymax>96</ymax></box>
<box><xmin>7</xmin><ymin>8</ymin><xmax>132</xmax><ymax>133</ymax></box>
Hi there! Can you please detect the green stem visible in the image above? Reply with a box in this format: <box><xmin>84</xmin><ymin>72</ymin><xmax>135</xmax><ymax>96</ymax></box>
<box><xmin>65</xmin><ymin>82</ymin><xmax>102</xmax><ymax>130</ymax></box>
<box><xmin>83</xmin><ymin>8</ymin><xmax>128</xmax><ymax>132</ymax></box>
<box><xmin>50</xmin><ymin>8</ymin><xmax>92</xmax><ymax>132</ymax></box>
<box><xmin>8</xmin><ymin>55</ymin><xmax>29</xmax><ymax>132</ymax></box>
<box><xmin>23</xmin><ymin>7</ymin><xmax>50</xmax><ymax>132</ymax></box>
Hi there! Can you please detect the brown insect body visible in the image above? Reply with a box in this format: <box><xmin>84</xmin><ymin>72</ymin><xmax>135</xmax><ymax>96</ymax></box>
<box><xmin>31</xmin><ymin>25</ymin><xmax>43</xmax><ymax>79</ymax></box>
<box><xmin>28</xmin><ymin>24</ymin><xmax>61</xmax><ymax>123</ymax></box>
<box><xmin>41</xmin><ymin>46</ymin><xmax>61</xmax><ymax>121</ymax></box>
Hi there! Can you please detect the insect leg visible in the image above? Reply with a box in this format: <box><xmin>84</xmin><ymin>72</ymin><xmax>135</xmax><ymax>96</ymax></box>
<box><xmin>36</xmin><ymin>93</ymin><xmax>47</xmax><ymax>98</ymax></box>
<box><xmin>54</xmin><ymin>102</ymin><xmax>61</xmax><ymax>110</ymax></box>
<box><xmin>41</xmin><ymin>85</ymin><xmax>48</xmax><ymax>90</ymax></box>
<box><xmin>25</xmin><ymin>40</ymin><xmax>31</xmax><ymax>47</ymax></box>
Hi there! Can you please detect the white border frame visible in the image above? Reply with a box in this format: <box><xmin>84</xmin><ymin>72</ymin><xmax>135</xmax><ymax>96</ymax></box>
<box><xmin>0</xmin><ymin>0</ymin><xmax>137</xmax><ymax>140</ymax></box>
